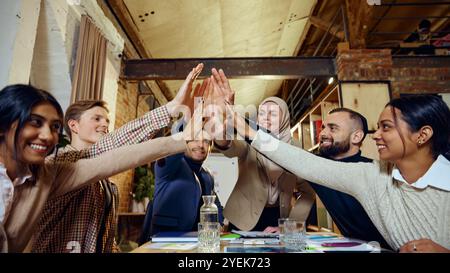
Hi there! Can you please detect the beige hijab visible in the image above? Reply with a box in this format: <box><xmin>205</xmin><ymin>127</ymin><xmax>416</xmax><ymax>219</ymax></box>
<box><xmin>257</xmin><ymin>97</ymin><xmax>291</xmax><ymax>205</ymax></box>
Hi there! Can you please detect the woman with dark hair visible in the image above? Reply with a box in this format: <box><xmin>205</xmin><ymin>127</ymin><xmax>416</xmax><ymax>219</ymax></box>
<box><xmin>221</xmin><ymin>94</ymin><xmax>450</xmax><ymax>252</ymax></box>
<box><xmin>0</xmin><ymin>75</ymin><xmax>204</xmax><ymax>252</ymax></box>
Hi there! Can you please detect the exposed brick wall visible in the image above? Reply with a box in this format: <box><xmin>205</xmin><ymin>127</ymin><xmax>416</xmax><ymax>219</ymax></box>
<box><xmin>391</xmin><ymin>67</ymin><xmax>450</xmax><ymax>97</ymax></box>
<box><xmin>336</xmin><ymin>45</ymin><xmax>450</xmax><ymax>97</ymax></box>
<box><xmin>336</xmin><ymin>48</ymin><xmax>393</xmax><ymax>81</ymax></box>
<box><xmin>137</xmin><ymin>95</ymin><xmax>151</xmax><ymax>116</ymax></box>
<box><xmin>109</xmin><ymin>80</ymin><xmax>138</xmax><ymax>213</ymax></box>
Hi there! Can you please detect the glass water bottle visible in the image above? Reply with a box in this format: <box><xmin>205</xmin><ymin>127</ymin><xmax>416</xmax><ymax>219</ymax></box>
<box><xmin>200</xmin><ymin>195</ymin><xmax>218</xmax><ymax>223</ymax></box>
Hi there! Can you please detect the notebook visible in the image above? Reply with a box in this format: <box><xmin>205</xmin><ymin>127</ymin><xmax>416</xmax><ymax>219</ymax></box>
<box><xmin>231</xmin><ymin>230</ymin><xmax>278</xmax><ymax>238</ymax></box>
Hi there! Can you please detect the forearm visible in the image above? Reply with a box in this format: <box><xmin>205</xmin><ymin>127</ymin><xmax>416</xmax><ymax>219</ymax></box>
<box><xmin>86</xmin><ymin>106</ymin><xmax>172</xmax><ymax>156</ymax></box>
<box><xmin>51</xmin><ymin>106</ymin><xmax>172</xmax><ymax>164</ymax></box>
<box><xmin>51</xmin><ymin>133</ymin><xmax>186</xmax><ymax>196</ymax></box>
<box><xmin>250</xmin><ymin>130</ymin><xmax>372</xmax><ymax>198</ymax></box>
<box><xmin>214</xmin><ymin>140</ymin><xmax>248</xmax><ymax>160</ymax></box>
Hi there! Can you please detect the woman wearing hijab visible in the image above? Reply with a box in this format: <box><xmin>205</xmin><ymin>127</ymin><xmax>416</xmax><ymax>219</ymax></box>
<box><xmin>215</xmin><ymin>96</ymin><xmax>315</xmax><ymax>232</ymax></box>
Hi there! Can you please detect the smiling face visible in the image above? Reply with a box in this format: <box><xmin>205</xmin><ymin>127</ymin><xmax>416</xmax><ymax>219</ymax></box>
<box><xmin>185</xmin><ymin>140</ymin><xmax>211</xmax><ymax>162</ymax></box>
<box><xmin>257</xmin><ymin>102</ymin><xmax>281</xmax><ymax>134</ymax></box>
<box><xmin>69</xmin><ymin>106</ymin><xmax>110</xmax><ymax>146</ymax></box>
<box><xmin>319</xmin><ymin>112</ymin><xmax>353</xmax><ymax>158</ymax></box>
<box><xmin>373</xmin><ymin>106</ymin><xmax>420</xmax><ymax>163</ymax></box>
<box><xmin>3</xmin><ymin>102</ymin><xmax>62</xmax><ymax>167</ymax></box>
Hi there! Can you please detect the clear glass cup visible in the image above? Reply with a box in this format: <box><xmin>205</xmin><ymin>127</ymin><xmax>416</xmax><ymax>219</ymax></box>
<box><xmin>283</xmin><ymin>219</ymin><xmax>306</xmax><ymax>252</ymax></box>
<box><xmin>278</xmin><ymin>218</ymin><xmax>289</xmax><ymax>245</ymax></box>
<box><xmin>197</xmin><ymin>222</ymin><xmax>220</xmax><ymax>253</ymax></box>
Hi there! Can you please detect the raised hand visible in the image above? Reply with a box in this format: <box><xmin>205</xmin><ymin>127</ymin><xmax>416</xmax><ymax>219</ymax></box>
<box><xmin>203</xmin><ymin>76</ymin><xmax>227</xmax><ymax>141</ymax></box>
<box><xmin>203</xmin><ymin>68</ymin><xmax>234</xmax><ymax>136</ymax></box>
<box><xmin>184</xmin><ymin>78</ymin><xmax>209</xmax><ymax>120</ymax></box>
<box><xmin>166</xmin><ymin>63</ymin><xmax>204</xmax><ymax>117</ymax></box>
<box><xmin>211</xmin><ymin>68</ymin><xmax>235</xmax><ymax>105</ymax></box>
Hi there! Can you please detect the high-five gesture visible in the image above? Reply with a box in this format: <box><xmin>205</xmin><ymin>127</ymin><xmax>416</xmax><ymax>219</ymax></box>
<box><xmin>211</xmin><ymin>68</ymin><xmax>235</xmax><ymax>105</ymax></box>
<box><xmin>166</xmin><ymin>63</ymin><xmax>204</xmax><ymax>117</ymax></box>
<box><xmin>186</xmin><ymin>78</ymin><xmax>209</xmax><ymax>117</ymax></box>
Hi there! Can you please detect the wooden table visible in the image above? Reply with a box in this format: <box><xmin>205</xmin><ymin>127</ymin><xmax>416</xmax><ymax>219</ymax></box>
<box><xmin>131</xmin><ymin>232</ymin><xmax>341</xmax><ymax>253</ymax></box>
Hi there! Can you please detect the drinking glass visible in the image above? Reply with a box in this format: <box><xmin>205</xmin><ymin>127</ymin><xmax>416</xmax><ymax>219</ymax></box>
<box><xmin>197</xmin><ymin>222</ymin><xmax>220</xmax><ymax>253</ymax></box>
<box><xmin>283</xmin><ymin>219</ymin><xmax>306</xmax><ymax>252</ymax></box>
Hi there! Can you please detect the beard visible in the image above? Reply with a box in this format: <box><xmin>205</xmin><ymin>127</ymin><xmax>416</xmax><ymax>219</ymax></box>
<box><xmin>319</xmin><ymin>138</ymin><xmax>351</xmax><ymax>158</ymax></box>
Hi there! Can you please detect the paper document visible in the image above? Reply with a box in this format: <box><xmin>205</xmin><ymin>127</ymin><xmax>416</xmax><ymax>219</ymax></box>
<box><xmin>306</xmin><ymin>238</ymin><xmax>379</xmax><ymax>252</ymax></box>
<box><xmin>145</xmin><ymin>243</ymin><xmax>198</xmax><ymax>250</ymax></box>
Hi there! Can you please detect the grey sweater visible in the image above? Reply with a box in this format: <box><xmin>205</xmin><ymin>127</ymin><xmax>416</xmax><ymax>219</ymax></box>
<box><xmin>251</xmin><ymin>130</ymin><xmax>450</xmax><ymax>250</ymax></box>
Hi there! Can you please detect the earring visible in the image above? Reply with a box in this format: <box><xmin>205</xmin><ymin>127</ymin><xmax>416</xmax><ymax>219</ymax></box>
<box><xmin>418</xmin><ymin>139</ymin><xmax>423</xmax><ymax>145</ymax></box>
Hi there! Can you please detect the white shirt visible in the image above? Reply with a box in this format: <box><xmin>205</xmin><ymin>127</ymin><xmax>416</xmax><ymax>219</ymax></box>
<box><xmin>392</xmin><ymin>155</ymin><xmax>450</xmax><ymax>191</ymax></box>
<box><xmin>0</xmin><ymin>163</ymin><xmax>31</xmax><ymax>224</ymax></box>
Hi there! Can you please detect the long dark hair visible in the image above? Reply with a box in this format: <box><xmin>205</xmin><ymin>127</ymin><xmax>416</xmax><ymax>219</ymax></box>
<box><xmin>387</xmin><ymin>95</ymin><xmax>450</xmax><ymax>159</ymax></box>
<box><xmin>0</xmin><ymin>84</ymin><xmax>64</xmax><ymax>177</ymax></box>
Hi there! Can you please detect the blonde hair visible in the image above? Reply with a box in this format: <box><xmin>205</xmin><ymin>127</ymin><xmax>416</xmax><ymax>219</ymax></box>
<box><xmin>64</xmin><ymin>100</ymin><xmax>108</xmax><ymax>139</ymax></box>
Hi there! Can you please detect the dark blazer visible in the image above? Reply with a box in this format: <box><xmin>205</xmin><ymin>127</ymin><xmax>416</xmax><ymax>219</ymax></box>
<box><xmin>150</xmin><ymin>153</ymin><xmax>223</xmax><ymax>235</ymax></box>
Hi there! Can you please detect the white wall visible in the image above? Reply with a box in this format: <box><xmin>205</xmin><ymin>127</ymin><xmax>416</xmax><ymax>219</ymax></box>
<box><xmin>202</xmin><ymin>153</ymin><xmax>239</xmax><ymax>207</ymax></box>
<box><xmin>102</xmin><ymin>42</ymin><xmax>122</xmax><ymax>130</ymax></box>
<box><xmin>30</xmin><ymin>0</ymin><xmax>72</xmax><ymax>112</ymax></box>
<box><xmin>0</xmin><ymin>0</ymin><xmax>124</xmax><ymax>119</ymax></box>
<box><xmin>0</xmin><ymin>0</ymin><xmax>41</xmax><ymax>87</ymax></box>
<box><xmin>0</xmin><ymin>0</ymin><xmax>21</xmax><ymax>87</ymax></box>
<box><xmin>29</xmin><ymin>0</ymin><xmax>124</xmax><ymax>114</ymax></box>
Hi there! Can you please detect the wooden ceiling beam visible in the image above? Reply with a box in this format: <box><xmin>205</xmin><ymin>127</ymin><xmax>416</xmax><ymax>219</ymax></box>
<box><xmin>344</xmin><ymin>0</ymin><xmax>375</xmax><ymax>48</ymax></box>
<box><xmin>309</xmin><ymin>16</ymin><xmax>345</xmax><ymax>40</ymax></box>
<box><xmin>104</xmin><ymin>0</ymin><xmax>149</xmax><ymax>58</ymax></box>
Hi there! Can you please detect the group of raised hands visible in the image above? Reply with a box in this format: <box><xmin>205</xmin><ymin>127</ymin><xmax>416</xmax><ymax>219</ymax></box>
<box><xmin>165</xmin><ymin>63</ymin><xmax>255</xmax><ymax>142</ymax></box>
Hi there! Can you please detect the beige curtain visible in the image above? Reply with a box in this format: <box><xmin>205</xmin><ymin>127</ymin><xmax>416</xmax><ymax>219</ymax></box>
<box><xmin>71</xmin><ymin>15</ymin><xmax>107</xmax><ymax>102</ymax></box>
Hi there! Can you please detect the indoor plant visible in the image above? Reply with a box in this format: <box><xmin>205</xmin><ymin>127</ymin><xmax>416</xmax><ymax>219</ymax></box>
<box><xmin>132</xmin><ymin>165</ymin><xmax>155</xmax><ymax>212</ymax></box>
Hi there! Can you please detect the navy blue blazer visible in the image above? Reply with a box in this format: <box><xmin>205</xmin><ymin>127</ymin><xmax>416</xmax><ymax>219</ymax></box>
<box><xmin>150</xmin><ymin>153</ymin><xmax>223</xmax><ymax>234</ymax></box>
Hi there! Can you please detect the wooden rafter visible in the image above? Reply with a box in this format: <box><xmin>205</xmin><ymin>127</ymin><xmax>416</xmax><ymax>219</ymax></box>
<box><xmin>344</xmin><ymin>0</ymin><xmax>375</xmax><ymax>48</ymax></box>
<box><xmin>309</xmin><ymin>16</ymin><xmax>345</xmax><ymax>40</ymax></box>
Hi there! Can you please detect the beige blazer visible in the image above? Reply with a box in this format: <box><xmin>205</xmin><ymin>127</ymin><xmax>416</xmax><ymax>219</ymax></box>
<box><xmin>217</xmin><ymin>140</ymin><xmax>315</xmax><ymax>231</ymax></box>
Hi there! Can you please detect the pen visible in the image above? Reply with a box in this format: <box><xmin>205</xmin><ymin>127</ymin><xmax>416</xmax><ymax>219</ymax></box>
<box><xmin>308</xmin><ymin>235</ymin><xmax>338</xmax><ymax>240</ymax></box>
<box><xmin>321</xmin><ymin>242</ymin><xmax>362</xmax><ymax>247</ymax></box>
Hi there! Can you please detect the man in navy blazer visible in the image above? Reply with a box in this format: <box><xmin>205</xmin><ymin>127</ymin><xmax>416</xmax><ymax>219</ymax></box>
<box><xmin>148</xmin><ymin>139</ymin><xmax>223</xmax><ymax>236</ymax></box>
